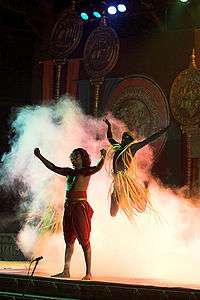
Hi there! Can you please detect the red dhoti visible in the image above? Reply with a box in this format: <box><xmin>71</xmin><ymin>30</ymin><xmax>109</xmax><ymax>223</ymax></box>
<box><xmin>63</xmin><ymin>191</ymin><xmax>93</xmax><ymax>249</ymax></box>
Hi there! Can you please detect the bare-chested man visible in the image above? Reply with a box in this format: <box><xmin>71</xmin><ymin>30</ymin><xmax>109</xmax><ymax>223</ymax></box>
<box><xmin>34</xmin><ymin>147</ymin><xmax>106</xmax><ymax>280</ymax></box>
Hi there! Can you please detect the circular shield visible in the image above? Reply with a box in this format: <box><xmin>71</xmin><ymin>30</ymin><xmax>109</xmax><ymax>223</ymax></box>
<box><xmin>106</xmin><ymin>76</ymin><xmax>170</xmax><ymax>158</ymax></box>
<box><xmin>50</xmin><ymin>10</ymin><xmax>83</xmax><ymax>58</ymax></box>
<box><xmin>83</xmin><ymin>25</ymin><xmax>119</xmax><ymax>78</ymax></box>
<box><xmin>170</xmin><ymin>66</ymin><xmax>200</xmax><ymax>126</ymax></box>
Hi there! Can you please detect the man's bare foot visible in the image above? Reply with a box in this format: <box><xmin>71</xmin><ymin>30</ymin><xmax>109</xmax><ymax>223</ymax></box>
<box><xmin>82</xmin><ymin>273</ymin><xmax>92</xmax><ymax>280</ymax></box>
<box><xmin>51</xmin><ymin>271</ymin><xmax>70</xmax><ymax>278</ymax></box>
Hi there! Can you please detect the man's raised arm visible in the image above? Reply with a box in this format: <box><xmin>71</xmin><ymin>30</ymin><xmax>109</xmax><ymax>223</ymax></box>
<box><xmin>34</xmin><ymin>148</ymin><xmax>74</xmax><ymax>176</ymax></box>
<box><xmin>132</xmin><ymin>125</ymin><xmax>169</xmax><ymax>152</ymax></box>
<box><xmin>83</xmin><ymin>149</ymin><xmax>106</xmax><ymax>176</ymax></box>
<box><xmin>103</xmin><ymin>118</ymin><xmax>118</xmax><ymax>146</ymax></box>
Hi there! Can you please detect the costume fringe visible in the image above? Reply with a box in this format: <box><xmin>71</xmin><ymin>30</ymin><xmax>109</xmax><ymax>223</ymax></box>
<box><xmin>37</xmin><ymin>205</ymin><xmax>62</xmax><ymax>235</ymax></box>
<box><xmin>107</xmin><ymin>139</ymin><xmax>149</xmax><ymax>219</ymax></box>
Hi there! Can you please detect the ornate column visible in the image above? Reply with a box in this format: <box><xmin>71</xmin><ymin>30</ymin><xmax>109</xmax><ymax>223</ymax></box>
<box><xmin>66</xmin><ymin>58</ymin><xmax>80</xmax><ymax>98</ymax></box>
<box><xmin>41</xmin><ymin>60</ymin><xmax>54</xmax><ymax>104</ymax></box>
<box><xmin>89</xmin><ymin>78</ymin><xmax>104</xmax><ymax>118</ymax></box>
<box><xmin>83</xmin><ymin>16</ymin><xmax>119</xmax><ymax>117</ymax></box>
<box><xmin>54</xmin><ymin>58</ymin><xmax>65</xmax><ymax>100</ymax></box>
<box><xmin>170</xmin><ymin>50</ymin><xmax>200</xmax><ymax>196</ymax></box>
<box><xmin>49</xmin><ymin>1</ymin><xmax>83</xmax><ymax>100</ymax></box>
<box><xmin>181</xmin><ymin>126</ymin><xmax>193</xmax><ymax>193</ymax></box>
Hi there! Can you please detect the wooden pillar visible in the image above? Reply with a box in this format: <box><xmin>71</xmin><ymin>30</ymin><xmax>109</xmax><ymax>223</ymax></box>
<box><xmin>66</xmin><ymin>58</ymin><xmax>80</xmax><ymax>98</ymax></box>
<box><xmin>194</xmin><ymin>28</ymin><xmax>200</xmax><ymax>68</ymax></box>
<box><xmin>191</xmin><ymin>158</ymin><xmax>200</xmax><ymax>195</ymax></box>
<box><xmin>41</xmin><ymin>60</ymin><xmax>54</xmax><ymax>104</ymax></box>
<box><xmin>90</xmin><ymin>78</ymin><xmax>104</xmax><ymax>117</ymax></box>
<box><xmin>54</xmin><ymin>59</ymin><xmax>66</xmax><ymax>100</ymax></box>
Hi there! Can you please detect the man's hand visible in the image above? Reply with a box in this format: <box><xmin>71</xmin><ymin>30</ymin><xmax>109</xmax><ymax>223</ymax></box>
<box><xmin>166</xmin><ymin>124</ymin><xmax>170</xmax><ymax>131</ymax></box>
<box><xmin>100</xmin><ymin>149</ymin><xmax>106</xmax><ymax>158</ymax></box>
<box><xmin>103</xmin><ymin>118</ymin><xmax>110</xmax><ymax>126</ymax></box>
<box><xmin>34</xmin><ymin>148</ymin><xmax>40</xmax><ymax>157</ymax></box>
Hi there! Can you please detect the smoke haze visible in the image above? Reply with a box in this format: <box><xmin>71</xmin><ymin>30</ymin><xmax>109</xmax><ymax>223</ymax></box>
<box><xmin>0</xmin><ymin>96</ymin><xmax>200</xmax><ymax>288</ymax></box>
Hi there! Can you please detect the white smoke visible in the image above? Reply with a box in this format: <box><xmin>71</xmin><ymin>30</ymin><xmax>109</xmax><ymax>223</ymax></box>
<box><xmin>0</xmin><ymin>95</ymin><xmax>200</xmax><ymax>289</ymax></box>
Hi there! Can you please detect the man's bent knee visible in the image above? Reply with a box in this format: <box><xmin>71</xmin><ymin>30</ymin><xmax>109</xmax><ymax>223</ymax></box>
<box><xmin>110</xmin><ymin>196</ymin><xmax>119</xmax><ymax>217</ymax></box>
<box><xmin>81</xmin><ymin>242</ymin><xmax>90</xmax><ymax>252</ymax></box>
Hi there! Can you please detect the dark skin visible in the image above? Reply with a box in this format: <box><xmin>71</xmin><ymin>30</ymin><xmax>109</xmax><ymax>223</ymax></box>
<box><xmin>103</xmin><ymin>118</ymin><xmax>169</xmax><ymax>216</ymax></box>
<box><xmin>34</xmin><ymin>147</ymin><xmax>106</xmax><ymax>280</ymax></box>
<box><xmin>104</xmin><ymin>118</ymin><xmax>169</xmax><ymax>173</ymax></box>
<box><xmin>34</xmin><ymin>148</ymin><xmax>106</xmax><ymax>194</ymax></box>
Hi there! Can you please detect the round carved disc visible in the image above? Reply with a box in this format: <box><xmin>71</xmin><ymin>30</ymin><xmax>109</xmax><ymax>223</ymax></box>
<box><xmin>83</xmin><ymin>25</ymin><xmax>119</xmax><ymax>78</ymax></box>
<box><xmin>170</xmin><ymin>67</ymin><xmax>200</xmax><ymax>126</ymax></box>
<box><xmin>107</xmin><ymin>76</ymin><xmax>170</xmax><ymax>158</ymax></box>
<box><xmin>50</xmin><ymin>10</ymin><xmax>83</xmax><ymax>58</ymax></box>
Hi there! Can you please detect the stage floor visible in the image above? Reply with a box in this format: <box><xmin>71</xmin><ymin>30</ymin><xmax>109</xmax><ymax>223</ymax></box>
<box><xmin>1</xmin><ymin>261</ymin><xmax>200</xmax><ymax>299</ymax></box>
<box><xmin>1</xmin><ymin>260</ymin><xmax>200</xmax><ymax>290</ymax></box>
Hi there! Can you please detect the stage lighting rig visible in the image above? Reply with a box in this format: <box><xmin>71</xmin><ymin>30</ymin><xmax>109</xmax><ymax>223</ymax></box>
<box><xmin>106</xmin><ymin>1</ymin><xmax>128</xmax><ymax>16</ymax></box>
<box><xmin>79</xmin><ymin>0</ymin><xmax>102</xmax><ymax>21</ymax></box>
<box><xmin>80</xmin><ymin>12</ymin><xmax>89</xmax><ymax>20</ymax></box>
<box><xmin>118</xmin><ymin>4</ymin><xmax>127</xmax><ymax>13</ymax></box>
<box><xmin>79</xmin><ymin>0</ymin><xmax>128</xmax><ymax>21</ymax></box>
<box><xmin>107</xmin><ymin>5</ymin><xmax>117</xmax><ymax>15</ymax></box>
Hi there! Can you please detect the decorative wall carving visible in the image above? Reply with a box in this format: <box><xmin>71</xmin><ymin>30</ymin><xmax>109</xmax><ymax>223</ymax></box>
<box><xmin>84</xmin><ymin>24</ymin><xmax>119</xmax><ymax>79</ymax></box>
<box><xmin>170</xmin><ymin>62</ymin><xmax>200</xmax><ymax>126</ymax></box>
<box><xmin>83</xmin><ymin>18</ymin><xmax>120</xmax><ymax>117</ymax></box>
<box><xmin>170</xmin><ymin>50</ymin><xmax>200</xmax><ymax>194</ymax></box>
<box><xmin>49</xmin><ymin>7</ymin><xmax>83</xmax><ymax>100</ymax></box>
<box><xmin>50</xmin><ymin>9</ymin><xmax>83</xmax><ymax>59</ymax></box>
<box><xmin>107</xmin><ymin>75</ymin><xmax>170</xmax><ymax>158</ymax></box>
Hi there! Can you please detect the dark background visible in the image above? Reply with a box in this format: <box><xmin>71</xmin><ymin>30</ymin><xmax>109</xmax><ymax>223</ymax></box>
<box><xmin>0</xmin><ymin>0</ymin><xmax>199</xmax><ymax>231</ymax></box>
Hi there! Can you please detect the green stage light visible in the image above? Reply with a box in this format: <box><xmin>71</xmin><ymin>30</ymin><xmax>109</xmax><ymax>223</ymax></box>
<box><xmin>80</xmin><ymin>12</ymin><xmax>89</xmax><ymax>20</ymax></box>
<box><xmin>93</xmin><ymin>11</ymin><xmax>102</xmax><ymax>18</ymax></box>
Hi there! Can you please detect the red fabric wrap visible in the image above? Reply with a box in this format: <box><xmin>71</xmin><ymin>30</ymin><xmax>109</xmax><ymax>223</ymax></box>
<box><xmin>63</xmin><ymin>200</ymin><xmax>93</xmax><ymax>249</ymax></box>
<box><xmin>67</xmin><ymin>190</ymin><xmax>87</xmax><ymax>198</ymax></box>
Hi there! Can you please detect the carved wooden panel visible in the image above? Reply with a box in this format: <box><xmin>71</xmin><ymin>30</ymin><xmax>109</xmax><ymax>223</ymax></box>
<box><xmin>170</xmin><ymin>66</ymin><xmax>200</xmax><ymax>126</ymax></box>
<box><xmin>50</xmin><ymin>9</ymin><xmax>83</xmax><ymax>59</ymax></box>
<box><xmin>107</xmin><ymin>76</ymin><xmax>170</xmax><ymax>158</ymax></box>
<box><xmin>84</xmin><ymin>25</ymin><xmax>119</xmax><ymax>78</ymax></box>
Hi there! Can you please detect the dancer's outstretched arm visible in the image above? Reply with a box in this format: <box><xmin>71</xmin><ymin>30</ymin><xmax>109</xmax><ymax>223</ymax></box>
<box><xmin>131</xmin><ymin>125</ymin><xmax>169</xmax><ymax>152</ymax></box>
<box><xmin>34</xmin><ymin>148</ymin><xmax>74</xmax><ymax>176</ymax></box>
<box><xmin>103</xmin><ymin>118</ymin><xmax>118</xmax><ymax>145</ymax></box>
<box><xmin>81</xmin><ymin>149</ymin><xmax>106</xmax><ymax>176</ymax></box>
